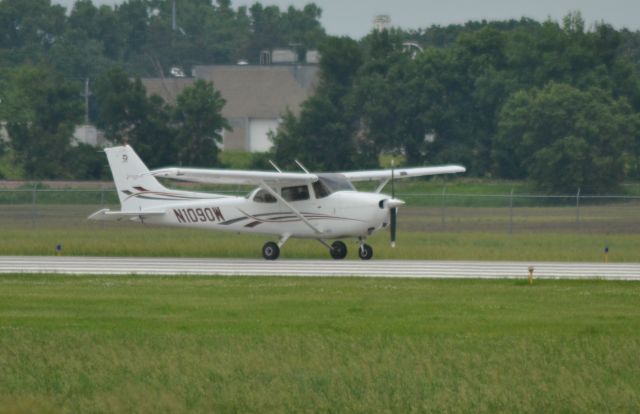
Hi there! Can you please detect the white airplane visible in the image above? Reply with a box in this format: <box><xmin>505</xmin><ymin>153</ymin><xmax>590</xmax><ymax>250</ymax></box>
<box><xmin>89</xmin><ymin>145</ymin><xmax>465</xmax><ymax>260</ymax></box>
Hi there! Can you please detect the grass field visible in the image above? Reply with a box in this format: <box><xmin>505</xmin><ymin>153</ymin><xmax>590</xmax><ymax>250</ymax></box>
<box><xmin>0</xmin><ymin>275</ymin><xmax>639</xmax><ymax>412</ymax></box>
<box><xmin>2</xmin><ymin>179</ymin><xmax>640</xmax><ymax>262</ymax></box>
<box><xmin>2</xmin><ymin>227</ymin><xmax>640</xmax><ymax>262</ymax></box>
<box><xmin>1</xmin><ymin>203</ymin><xmax>639</xmax><ymax>261</ymax></box>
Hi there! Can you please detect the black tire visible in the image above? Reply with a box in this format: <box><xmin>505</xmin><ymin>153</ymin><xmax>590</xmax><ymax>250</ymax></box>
<box><xmin>358</xmin><ymin>244</ymin><xmax>373</xmax><ymax>260</ymax></box>
<box><xmin>262</xmin><ymin>241</ymin><xmax>280</xmax><ymax>260</ymax></box>
<box><xmin>330</xmin><ymin>241</ymin><xmax>348</xmax><ymax>260</ymax></box>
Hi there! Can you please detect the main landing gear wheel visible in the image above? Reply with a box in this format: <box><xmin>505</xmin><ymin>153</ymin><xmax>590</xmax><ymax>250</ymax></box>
<box><xmin>262</xmin><ymin>241</ymin><xmax>280</xmax><ymax>260</ymax></box>
<box><xmin>358</xmin><ymin>244</ymin><xmax>373</xmax><ymax>260</ymax></box>
<box><xmin>330</xmin><ymin>241</ymin><xmax>348</xmax><ymax>260</ymax></box>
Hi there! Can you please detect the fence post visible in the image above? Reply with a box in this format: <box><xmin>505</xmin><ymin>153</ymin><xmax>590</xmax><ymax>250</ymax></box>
<box><xmin>576</xmin><ymin>187</ymin><xmax>581</xmax><ymax>229</ymax></box>
<box><xmin>441</xmin><ymin>185</ymin><xmax>447</xmax><ymax>226</ymax></box>
<box><xmin>31</xmin><ymin>183</ymin><xmax>37</xmax><ymax>229</ymax></box>
<box><xmin>509</xmin><ymin>188</ymin><xmax>514</xmax><ymax>235</ymax></box>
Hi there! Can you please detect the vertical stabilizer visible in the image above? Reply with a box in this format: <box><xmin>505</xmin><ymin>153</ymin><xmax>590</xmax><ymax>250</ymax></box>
<box><xmin>105</xmin><ymin>145</ymin><xmax>169</xmax><ymax>211</ymax></box>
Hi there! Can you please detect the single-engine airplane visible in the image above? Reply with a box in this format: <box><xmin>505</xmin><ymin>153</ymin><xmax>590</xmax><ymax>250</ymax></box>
<box><xmin>89</xmin><ymin>145</ymin><xmax>465</xmax><ymax>260</ymax></box>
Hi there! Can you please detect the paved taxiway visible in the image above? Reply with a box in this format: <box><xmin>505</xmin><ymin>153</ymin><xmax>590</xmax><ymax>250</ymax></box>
<box><xmin>0</xmin><ymin>256</ymin><xmax>639</xmax><ymax>280</ymax></box>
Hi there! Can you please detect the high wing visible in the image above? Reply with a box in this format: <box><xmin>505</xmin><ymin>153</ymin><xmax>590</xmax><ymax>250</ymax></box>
<box><xmin>150</xmin><ymin>165</ymin><xmax>464</xmax><ymax>186</ymax></box>
<box><xmin>150</xmin><ymin>167</ymin><xmax>318</xmax><ymax>186</ymax></box>
<box><xmin>342</xmin><ymin>165</ymin><xmax>466</xmax><ymax>182</ymax></box>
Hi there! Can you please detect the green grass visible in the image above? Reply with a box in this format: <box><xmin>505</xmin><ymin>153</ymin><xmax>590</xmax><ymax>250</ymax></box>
<box><xmin>1</xmin><ymin>203</ymin><xmax>640</xmax><ymax>261</ymax></box>
<box><xmin>0</xmin><ymin>149</ymin><xmax>24</xmax><ymax>179</ymax></box>
<box><xmin>0</xmin><ymin>276</ymin><xmax>639</xmax><ymax>412</ymax></box>
<box><xmin>1</xmin><ymin>227</ymin><xmax>639</xmax><ymax>262</ymax></box>
<box><xmin>218</xmin><ymin>150</ymin><xmax>267</xmax><ymax>170</ymax></box>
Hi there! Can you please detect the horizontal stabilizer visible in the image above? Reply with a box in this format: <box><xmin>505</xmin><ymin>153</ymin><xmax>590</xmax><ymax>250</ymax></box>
<box><xmin>88</xmin><ymin>208</ymin><xmax>166</xmax><ymax>222</ymax></box>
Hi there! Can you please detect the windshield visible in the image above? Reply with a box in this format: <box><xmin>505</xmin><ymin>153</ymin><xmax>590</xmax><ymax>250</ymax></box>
<box><xmin>316</xmin><ymin>174</ymin><xmax>355</xmax><ymax>194</ymax></box>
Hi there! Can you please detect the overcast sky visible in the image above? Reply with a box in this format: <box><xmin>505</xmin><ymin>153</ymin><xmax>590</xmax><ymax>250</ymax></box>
<box><xmin>53</xmin><ymin>0</ymin><xmax>640</xmax><ymax>38</ymax></box>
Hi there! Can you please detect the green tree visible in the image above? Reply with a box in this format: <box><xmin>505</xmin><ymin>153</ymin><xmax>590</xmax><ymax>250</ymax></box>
<box><xmin>47</xmin><ymin>0</ymin><xmax>118</xmax><ymax>79</ymax></box>
<box><xmin>351</xmin><ymin>30</ymin><xmax>428</xmax><ymax>165</ymax></box>
<box><xmin>142</xmin><ymin>0</ymin><xmax>251</xmax><ymax>73</ymax></box>
<box><xmin>272</xmin><ymin>95</ymin><xmax>355</xmax><ymax>171</ymax></box>
<box><xmin>94</xmin><ymin>67</ymin><xmax>177</xmax><ymax>167</ymax></box>
<box><xmin>94</xmin><ymin>68</ymin><xmax>148</xmax><ymax>143</ymax></box>
<box><xmin>272</xmin><ymin>36</ymin><xmax>362</xmax><ymax>170</ymax></box>
<box><xmin>48</xmin><ymin>28</ymin><xmax>109</xmax><ymax>79</ymax></box>
<box><xmin>494</xmin><ymin>82</ymin><xmax>637</xmax><ymax>193</ymax></box>
<box><xmin>66</xmin><ymin>143</ymin><xmax>110</xmax><ymax>179</ymax></box>
<box><xmin>244</xmin><ymin>3</ymin><xmax>325</xmax><ymax>63</ymax></box>
<box><xmin>173</xmin><ymin>79</ymin><xmax>229</xmax><ymax>167</ymax></box>
<box><xmin>3</xmin><ymin>65</ymin><xmax>82</xmax><ymax>178</ymax></box>
<box><xmin>319</xmin><ymin>36</ymin><xmax>363</xmax><ymax>93</ymax></box>
<box><xmin>0</xmin><ymin>0</ymin><xmax>66</xmax><ymax>66</ymax></box>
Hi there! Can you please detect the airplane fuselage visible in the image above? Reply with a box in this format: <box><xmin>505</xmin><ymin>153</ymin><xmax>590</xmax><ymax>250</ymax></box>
<box><xmin>141</xmin><ymin>190</ymin><xmax>390</xmax><ymax>239</ymax></box>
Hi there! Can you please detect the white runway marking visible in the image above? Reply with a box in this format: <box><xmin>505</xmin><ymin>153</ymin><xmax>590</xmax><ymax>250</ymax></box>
<box><xmin>0</xmin><ymin>256</ymin><xmax>639</xmax><ymax>280</ymax></box>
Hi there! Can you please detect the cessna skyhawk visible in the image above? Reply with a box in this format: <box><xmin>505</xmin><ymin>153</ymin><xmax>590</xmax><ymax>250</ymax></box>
<box><xmin>89</xmin><ymin>145</ymin><xmax>465</xmax><ymax>260</ymax></box>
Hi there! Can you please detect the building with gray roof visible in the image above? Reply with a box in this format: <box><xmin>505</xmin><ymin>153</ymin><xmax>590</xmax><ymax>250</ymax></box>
<box><xmin>142</xmin><ymin>64</ymin><xmax>319</xmax><ymax>152</ymax></box>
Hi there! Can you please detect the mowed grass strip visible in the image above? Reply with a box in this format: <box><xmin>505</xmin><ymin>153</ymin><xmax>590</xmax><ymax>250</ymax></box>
<box><xmin>1</xmin><ymin>227</ymin><xmax>639</xmax><ymax>262</ymax></box>
<box><xmin>0</xmin><ymin>275</ymin><xmax>639</xmax><ymax>413</ymax></box>
<box><xmin>2</xmin><ymin>202</ymin><xmax>640</xmax><ymax>261</ymax></box>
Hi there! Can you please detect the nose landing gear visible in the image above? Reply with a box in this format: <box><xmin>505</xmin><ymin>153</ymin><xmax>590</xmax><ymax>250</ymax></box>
<box><xmin>358</xmin><ymin>243</ymin><xmax>373</xmax><ymax>260</ymax></box>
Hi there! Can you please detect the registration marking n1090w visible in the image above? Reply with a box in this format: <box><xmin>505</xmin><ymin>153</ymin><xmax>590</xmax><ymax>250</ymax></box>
<box><xmin>174</xmin><ymin>208</ymin><xmax>224</xmax><ymax>223</ymax></box>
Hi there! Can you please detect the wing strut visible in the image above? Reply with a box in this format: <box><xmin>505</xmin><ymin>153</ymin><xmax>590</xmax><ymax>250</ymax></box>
<box><xmin>268</xmin><ymin>160</ymin><xmax>282</xmax><ymax>173</ymax></box>
<box><xmin>294</xmin><ymin>160</ymin><xmax>310</xmax><ymax>174</ymax></box>
<box><xmin>375</xmin><ymin>178</ymin><xmax>391</xmax><ymax>193</ymax></box>
<box><xmin>259</xmin><ymin>180</ymin><xmax>323</xmax><ymax>235</ymax></box>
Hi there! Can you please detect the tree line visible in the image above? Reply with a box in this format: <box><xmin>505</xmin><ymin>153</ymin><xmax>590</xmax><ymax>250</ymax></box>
<box><xmin>0</xmin><ymin>0</ymin><xmax>325</xmax><ymax>78</ymax></box>
<box><xmin>0</xmin><ymin>65</ymin><xmax>229</xmax><ymax>178</ymax></box>
<box><xmin>1</xmin><ymin>1</ymin><xmax>640</xmax><ymax>193</ymax></box>
<box><xmin>273</xmin><ymin>13</ymin><xmax>640</xmax><ymax>193</ymax></box>
<box><xmin>0</xmin><ymin>0</ymin><xmax>324</xmax><ymax>178</ymax></box>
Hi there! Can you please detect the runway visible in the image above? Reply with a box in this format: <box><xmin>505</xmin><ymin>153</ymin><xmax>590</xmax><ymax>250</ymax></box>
<box><xmin>0</xmin><ymin>256</ymin><xmax>639</xmax><ymax>280</ymax></box>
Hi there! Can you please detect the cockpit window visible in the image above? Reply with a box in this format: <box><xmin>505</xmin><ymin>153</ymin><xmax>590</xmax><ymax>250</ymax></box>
<box><xmin>253</xmin><ymin>189</ymin><xmax>276</xmax><ymax>203</ymax></box>
<box><xmin>281</xmin><ymin>185</ymin><xmax>310</xmax><ymax>202</ymax></box>
<box><xmin>313</xmin><ymin>180</ymin><xmax>331</xmax><ymax>199</ymax></box>
<box><xmin>317</xmin><ymin>174</ymin><xmax>355</xmax><ymax>193</ymax></box>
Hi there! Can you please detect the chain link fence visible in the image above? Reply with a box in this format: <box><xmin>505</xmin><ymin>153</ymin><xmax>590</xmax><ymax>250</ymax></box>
<box><xmin>397</xmin><ymin>192</ymin><xmax>640</xmax><ymax>234</ymax></box>
<box><xmin>1</xmin><ymin>186</ymin><xmax>639</xmax><ymax>234</ymax></box>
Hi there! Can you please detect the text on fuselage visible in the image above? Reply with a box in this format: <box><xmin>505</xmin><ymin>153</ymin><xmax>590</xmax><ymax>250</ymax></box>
<box><xmin>174</xmin><ymin>207</ymin><xmax>225</xmax><ymax>223</ymax></box>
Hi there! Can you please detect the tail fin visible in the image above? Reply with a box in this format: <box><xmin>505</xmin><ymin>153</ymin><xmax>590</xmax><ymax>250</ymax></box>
<box><xmin>105</xmin><ymin>145</ymin><xmax>170</xmax><ymax>212</ymax></box>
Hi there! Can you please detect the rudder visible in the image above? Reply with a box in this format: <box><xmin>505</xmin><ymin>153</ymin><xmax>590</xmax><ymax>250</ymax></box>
<box><xmin>105</xmin><ymin>145</ymin><xmax>169</xmax><ymax>211</ymax></box>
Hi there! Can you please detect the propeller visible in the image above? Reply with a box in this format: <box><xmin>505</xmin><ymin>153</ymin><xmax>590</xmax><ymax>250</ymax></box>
<box><xmin>390</xmin><ymin>161</ymin><xmax>397</xmax><ymax>248</ymax></box>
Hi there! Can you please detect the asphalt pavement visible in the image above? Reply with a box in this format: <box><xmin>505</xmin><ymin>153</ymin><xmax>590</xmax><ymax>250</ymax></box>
<box><xmin>1</xmin><ymin>256</ymin><xmax>639</xmax><ymax>280</ymax></box>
